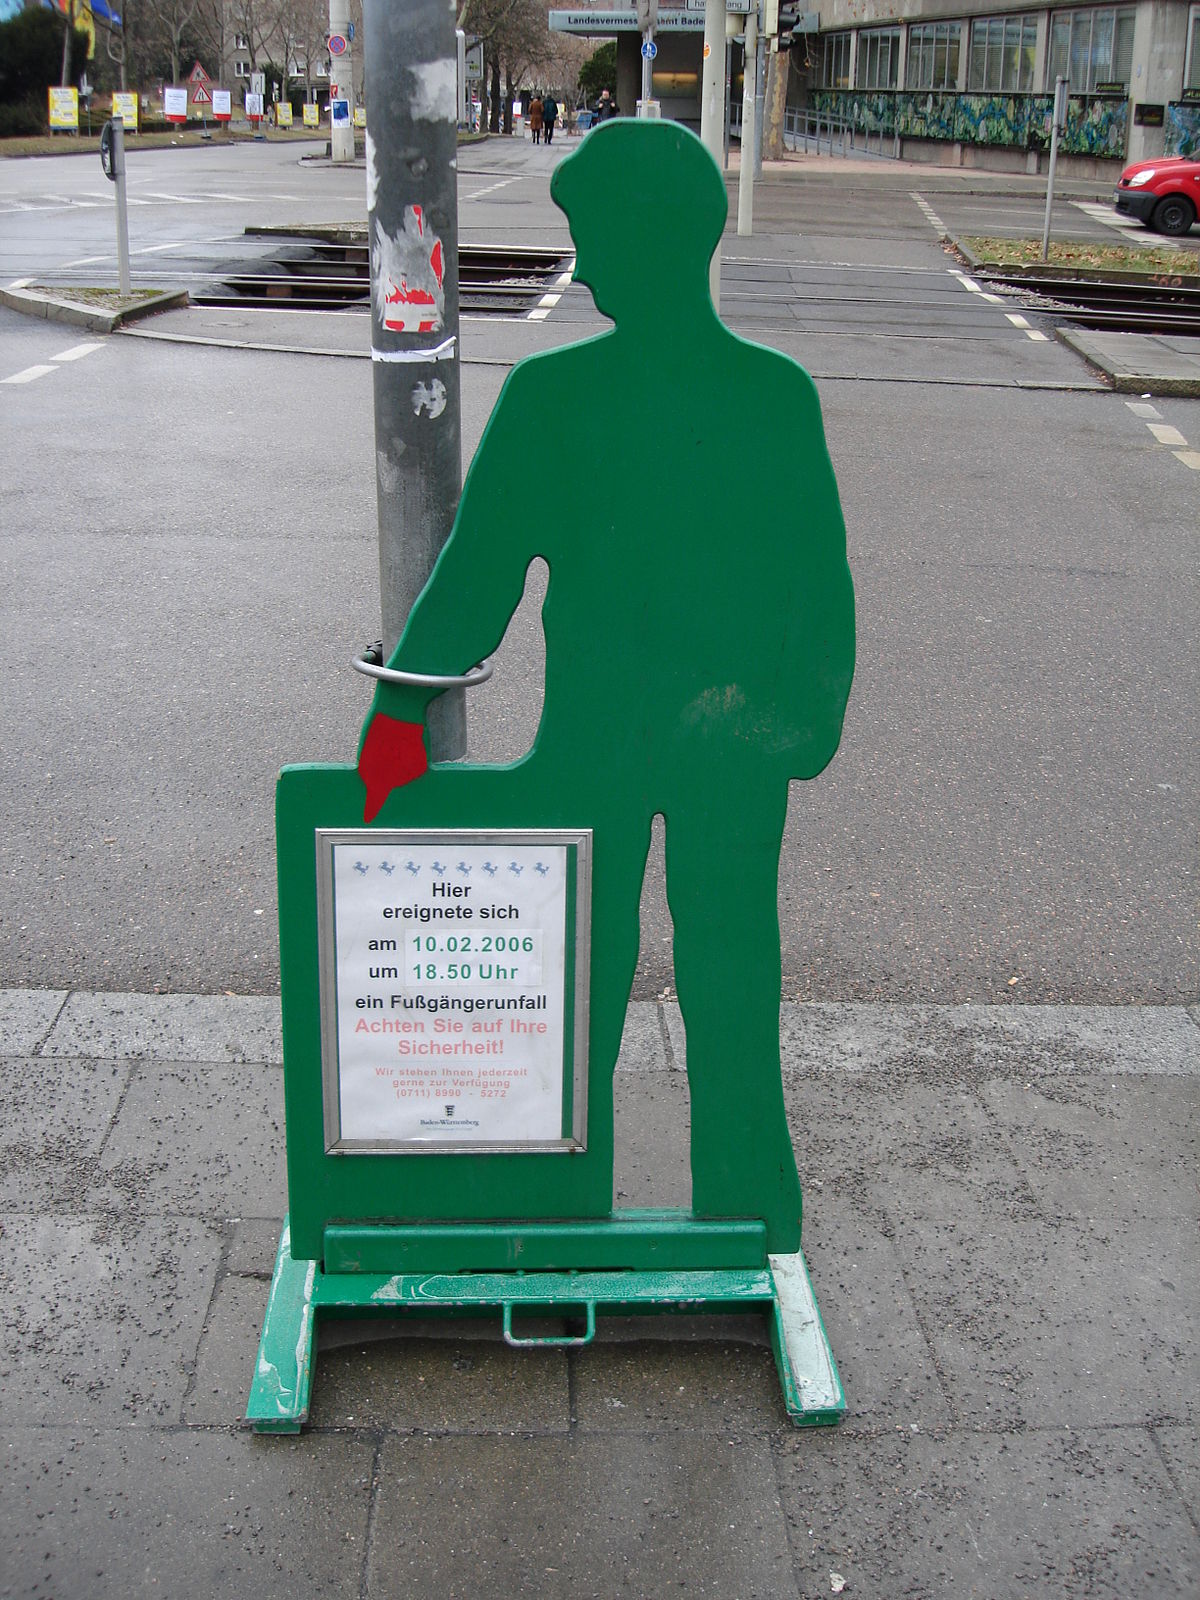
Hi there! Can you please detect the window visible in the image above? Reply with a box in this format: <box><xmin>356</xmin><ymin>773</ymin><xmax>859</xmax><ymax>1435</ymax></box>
<box><xmin>856</xmin><ymin>27</ymin><xmax>900</xmax><ymax>90</ymax></box>
<box><xmin>234</xmin><ymin>59</ymin><xmax>251</xmax><ymax>78</ymax></box>
<box><xmin>907</xmin><ymin>21</ymin><xmax>961</xmax><ymax>91</ymax></box>
<box><xmin>968</xmin><ymin>14</ymin><xmax>1037</xmax><ymax>93</ymax></box>
<box><xmin>1046</xmin><ymin>6</ymin><xmax>1136</xmax><ymax>92</ymax></box>
<box><xmin>822</xmin><ymin>32</ymin><xmax>851</xmax><ymax>89</ymax></box>
<box><xmin>234</xmin><ymin>33</ymin><xmax>249</xmax><ymax>50</ymax></box>
<box><xmin>1184</xmin><ymin>4</ymin><xmax>1199</xmax><ymax>90</ymax></box>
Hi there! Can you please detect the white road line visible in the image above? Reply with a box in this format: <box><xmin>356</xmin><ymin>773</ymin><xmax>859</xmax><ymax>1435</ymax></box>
<box><xmin>1125</xmin><ymin>400</ymin><xmax>1161</xmax><ymax>419</ymax></box>
<box><xmin>7</xmin><ymin>277</ymin><xmax>32</xmax><ymax>289</ymax></box>
<box><xmin>1072</xmin><ymin>199</ymin><xmax>1180</xmax><ymax>247</ymax></box>
<box><xmin>52</xmin><ymin>342</ymin><xmax>103</xmax><ymax>363</ymax></box>
<box><xmin>463</xmin><ymin>177</ymin><xmax>521</xmax><ymax>201</ymax></box>
<box><xmin>60</xmin><ymin>254</ymin><xmax>111</xmax><ymax>267</ymax></box>
<box><xmin>949</xmin><ymin>269</ymin><xmax>1005</xmax><ymax>305</ymax></box>
<box><xmin>912</xmin><ymin>193</ymin><xmax>947</xmax><ymax>234</ymax></box>
<box><xmin>1173</xmin><ymin>450</ymin><xmax>1200</xmax><ymax>470</ymax></box>
<box><xmin>142</xmin><ymin>192</ymin><xmax>207</xmax><ymax>204</ymax></box>
<box><xmin>1148</xmin><ymin>423</ymin><xmax>1189</xmax><ymax>447</ymax></box>
<box><xmin>2</xmin><ymin>365</ymin><xmax>57</xmax><ymax>385</ymax></box>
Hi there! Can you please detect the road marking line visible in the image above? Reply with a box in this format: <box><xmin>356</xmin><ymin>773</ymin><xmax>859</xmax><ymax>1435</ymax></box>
<box><xmin>1125</xmin><ymin>400</ymin><xmax>1161</xmax><ymax>419</ymax></box>
<box><xmin>2</xmin><ymin>364</ymin><xmax>57</xmax><ymax>385</ymax></box>
<box><xmin>1005</xmin><ymin>312</ymin><xmax>1032</xmax><ymax>328</ymax></box>
<box><xmin>911</xmin><ymin>192</ymin><xmax>947</xmax><ymax>234</ymax></box>
<box><xmin>52</xmin><ymin>343</ymin><xmax>104</xmax><ymax>363</ymax></box>
<box><xmin>60</xmin><ymin>254</ymin><xmax>111</xmax><ymax>267</ymax></box>
<box><xmin>949</xmin><ymin>269</ymin><xmax>1007</xmax><ymax>306</ymax></box>
<box><xmin>554</xmin><ymin>264</ymin><xmax>575</xmax><ymax>288</ymax></box>
<box><xmin>7</xmin><ymin>277</ymin><xmax>33</xmax><ymax>288</ymax></box>
<box><xmin>1172</xmin><ymin>449</ymin><xmax>1200</xmax><ymax>470</ymax></box>
<box><xmin>1148</xmin><ymin>423</ymin><xmax>1188</xmax><ymax>447</ymax></box>
<box><xmin>1073</xmin><ymin>199</ymin><xmax>1181</xmax><ymax>247</ymax></box>
<box><xmin>463</xmin><ymin>177</ymin><xmax>521</xmax><ymax>201</ymax></box>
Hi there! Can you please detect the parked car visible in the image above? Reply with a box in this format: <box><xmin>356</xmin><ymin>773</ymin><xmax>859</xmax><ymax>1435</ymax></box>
<box><xmin>1112</xmin><ymin>156</ymin><xmax>1200</xmax><ymax>237</ymax></box>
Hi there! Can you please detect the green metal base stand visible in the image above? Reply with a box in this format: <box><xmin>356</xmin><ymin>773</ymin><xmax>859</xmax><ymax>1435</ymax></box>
<box><xmin>247</xmin><ymin>1217</ymin><xmax>845</xmax><ymax>1433</ymax></box>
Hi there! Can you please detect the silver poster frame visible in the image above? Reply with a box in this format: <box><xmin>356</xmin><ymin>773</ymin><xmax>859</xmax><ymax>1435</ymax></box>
<box><xmin>315</xmin><ymin>827</ymin><xmax>591</xmax><ymax>1155</ymax></box>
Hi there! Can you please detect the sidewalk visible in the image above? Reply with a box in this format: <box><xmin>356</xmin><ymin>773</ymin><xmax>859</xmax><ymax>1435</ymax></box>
<box><xmin>1</xmin><ymin>989</ymin><xmax>1196</xmax><ymax>1597</ymax></box>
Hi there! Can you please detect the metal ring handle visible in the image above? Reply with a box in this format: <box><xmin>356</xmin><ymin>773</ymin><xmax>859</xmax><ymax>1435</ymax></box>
<box><xmin>352</xmin><ymin>654</ymin><xmax>494</xmax><ymax>689</ymax></box>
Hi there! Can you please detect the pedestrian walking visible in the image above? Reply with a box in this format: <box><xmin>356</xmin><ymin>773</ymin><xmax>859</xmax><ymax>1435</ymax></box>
<box><xmin>529</xmin><ymin>95</ymin><xmax>543</xmax><ymax>144</ymax></box>
<box><xmin>542</xmin><ymin>93</ymin><xmax>558</xmax><ymax>146</ymax></box>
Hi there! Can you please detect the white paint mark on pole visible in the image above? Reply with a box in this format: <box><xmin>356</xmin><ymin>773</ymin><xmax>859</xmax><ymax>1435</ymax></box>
<box><xmin>371</xmin><ymin>336</ymin><xmax>457</xmax><ymax>363</ymax></box>
<box><xmin>410</xmin><ymin>58</ymin><xmax>457</xmax><ymax>121</ymax></box>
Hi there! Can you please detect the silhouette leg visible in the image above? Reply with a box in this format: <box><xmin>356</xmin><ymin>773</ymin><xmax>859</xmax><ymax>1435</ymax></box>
<box><xmin>664</xmin><ymin>793</ymin><xmax>802</xmax><ymax>1252</ymax></box>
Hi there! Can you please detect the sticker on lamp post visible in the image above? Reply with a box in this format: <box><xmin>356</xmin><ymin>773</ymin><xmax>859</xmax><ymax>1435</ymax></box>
<box><xmin>317</xmin><ymin>829</ymin><xmax>590</xmax><ymax>1154</ymax></box>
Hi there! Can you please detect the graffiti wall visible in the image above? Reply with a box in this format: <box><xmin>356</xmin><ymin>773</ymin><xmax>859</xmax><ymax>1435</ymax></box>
<box><xmin>1165</xmin><ymin>102</ymin><xmax>1200</xmax><ymax>158</ymax></box>
<box><xmin>812</xmin><ymin>89</ymin><xmax>1128</xmax><ymax>158</ymax></box>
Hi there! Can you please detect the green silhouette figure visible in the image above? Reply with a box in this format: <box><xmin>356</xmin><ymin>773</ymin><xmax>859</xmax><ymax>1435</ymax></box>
<box><xmin>356</xmin><ymin>119</ymin><xmax>855</xmax><ymax>1253</ymax></box>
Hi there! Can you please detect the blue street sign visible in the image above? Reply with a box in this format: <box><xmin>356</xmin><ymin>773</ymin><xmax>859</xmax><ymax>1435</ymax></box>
<box><xmin>641</xmin><ymin>38</ymin><xmax>658</xmax><ymax>58</ymax></box>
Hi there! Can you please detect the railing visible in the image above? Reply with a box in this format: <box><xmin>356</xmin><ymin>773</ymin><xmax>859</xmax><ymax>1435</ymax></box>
<box><xmin>730</xmin><ymin>103</ymin><xmax>900</xmax><ymax>159</ymax></box>
<box><xmin>782</xmin><ymin>107</ymin><xmax>901</xmax><ymax>159</ymax></box>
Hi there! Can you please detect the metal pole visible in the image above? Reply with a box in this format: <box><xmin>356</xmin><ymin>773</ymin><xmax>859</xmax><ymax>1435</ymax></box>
<box><xmin>363</xmin><ymin>0</ymin><xmax>465</xmax><ymax>759</ymax></box>
<box><xmin>736</xmin><ymin>5</ymin><xmax>757</xmax><ymax>236</ymax></box>
<box><xmin>329</xmin><ymin>0</ymin><xmax>356</xmax><ymax>163</ymax></box>
<box><xmin>1041</xmin><ymin>76</ymin><xmax>1068</xmax><ymax>262</ymax></box>
<box><xmin>753</xmin><ymin>33</ymin><xmax>766</xmax><ymax>178</ymax></box>
<box><xmin>700</xmin><ymin>0</ymin><xmax>725</xmax><ymax>310</ymax></box>
<box><xmin>113</xmin><ymin>118</ymin><xmax>130</xmax><ymax>295</ymax></box>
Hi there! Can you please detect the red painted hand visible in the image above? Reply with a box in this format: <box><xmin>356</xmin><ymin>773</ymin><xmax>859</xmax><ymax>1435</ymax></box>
<box><xmin>358</xmin><ymin>714</ymin><xmax>428</xmax><ymax>822</ymax></box>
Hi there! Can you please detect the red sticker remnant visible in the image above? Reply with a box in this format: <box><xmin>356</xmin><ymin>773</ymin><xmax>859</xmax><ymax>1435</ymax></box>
<box><xmin>358</xmin><ymin>714</ymin><xmax>428</xmax><ymax>822</ymax></box>
<box><xmin>375</xmin><ymin>205</ymin><xmax>447</xmax><ymax>335</ymax></box>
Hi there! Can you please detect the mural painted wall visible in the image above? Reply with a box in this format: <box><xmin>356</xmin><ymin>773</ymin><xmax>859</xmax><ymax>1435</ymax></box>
<box><xmin>813</xmin><ymin>89</ymin><xmax>1128</xmax><ymax>158</ymax></box>
<box><xmin>1165</xmin><ymin>102</ymin><xmax>1199</xmax><ymax>157</ymax></box>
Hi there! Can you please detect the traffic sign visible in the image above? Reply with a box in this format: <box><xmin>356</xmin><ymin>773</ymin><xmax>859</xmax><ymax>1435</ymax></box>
<box><xmin>190</xmin><ymin>82</ymin><xmax>212</xmax><ymax>105</ymax></box>
<box><xmin>328</xmin><ymin>33</ymin><xmax>348</xmax><ymax>56</ymax></box>
<box><xmin>188</xmin><ymin>60</ymin><xmax>210</xmax><ymax>84</ymax></box>
<box><xmin>641</xmin><ymin>38</ymin><xmax>658</xmax><ymax>58</ymax></box>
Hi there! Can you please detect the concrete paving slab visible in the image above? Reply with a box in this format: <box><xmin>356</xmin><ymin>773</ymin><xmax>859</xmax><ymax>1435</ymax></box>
<box><xmin>979</xmin><ymin>1075</ymin><xmax>1200</xmax><ymax>1221</ymax></box>
<box><xmin>85</xmin><ymin>1061</ymin><xmax>286</xmax><ymax>1218</ymax></box>
<box><xmin>615</xmin><ymin>1000</ymin><xmax>669</xmax><ymax>1071</ymax></box>
<box><xmin>40</xmin><ymin>991</ymin><xmax>283</xmax><ymax>1062</ymax></box>
<box><xmin>0</xmin><ymin>1426</ymin><xmax>374</xmax><ymax>1600</ymax></box>
<box><xmin>785</xmin><ymin>1073</ymin><xmax>1039</xmax><ymax>1222</ymax></box>
<box><xmin>571</xmin><ymin>1339</ymin><xmax>786</xmax><ymax>1433</ymax></box>
<box><xmin>368</xmin><ymin>1433</ymin><xmax>794</xmax><ymax>1598</ymax></box>
<box><xmin>0</xmin><ymin>1215</ymin><xmax>221</xmax><ymax>1426</ymax></box>
<box><xmin>613</xmin><ymin>1071</ymin><xmax>691</xmax><ymax>1210</ymax></box>
<box><xmin>801</xmin><ymin>1197</ymin><xmax>954</xmax><ymax>1434</ymax></box>
<box><xmin>894</xmin><ymin>1215</ymin><xmax>1197</xmax><ymax>1429</ymax></box>
<box><xmin>1155</xmin><ymin>1424</ymin><xmax>1200</xmax><ymax>1524</ymax></box>
<box><xmin>226</xmin><ymin>1215</ymin><xmax>286</xmax><ymax>1276</ymax></box>
<box><xmin>774</xmin><ymin>1425</ymin><xmax>1200</xmax><ymax>1599</ymax></box>
<box><xmin>776</xmin><ymin>1002</ymin><xmax>1200</xmax><ymax>1080</ymax></box>
<box><xmin>1059</xmin><ymin>328</ymin><xmax>1200</xmax><ymax>396</ymax></box>
<box><xmin>0</xmin><ymin>988</ymin><xmax>67</xmax><ymax>1054</ymax></box>
<box><xmin>185</xmin><ymin>1268</ymin><xmax>276</xmax><ymax>1427</ymax></box>
<box><xmin>311</xmin><ymin>1336</ymin><xmax>572</xmax><ymax>1435</ymax></box>
<box><xmin>0</xmin><ymin>1057</ymin><xmax>128</xmax><ymax>1210</ymax></box>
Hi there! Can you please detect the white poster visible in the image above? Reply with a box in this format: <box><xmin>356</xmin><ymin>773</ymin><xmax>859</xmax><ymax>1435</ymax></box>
<box><xmin>163</xmin><ymin>86</ymin><xmax>188</xmax><ymax>119</ymax></box>
<box><xmin>212</xmin><ymin>88</ymin><xmax>232</xmax><ymax>118</ymax></box>
<box><xmin>320</xmin><ymin>832</ymin><xmax>588</xmax><ymax>1150</ymax></box>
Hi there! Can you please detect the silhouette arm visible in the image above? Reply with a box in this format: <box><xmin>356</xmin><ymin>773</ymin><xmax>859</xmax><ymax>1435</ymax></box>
<box><xmin>358</xmin><ymin>372</ymin><xmax>538</xmax><ymax>815</ymax></box>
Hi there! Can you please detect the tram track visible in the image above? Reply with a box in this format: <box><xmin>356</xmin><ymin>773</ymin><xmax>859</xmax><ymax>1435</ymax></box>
<box><xmin>189</xmin><ymin>235</ymin><xmax>573</xmax><ymax>316</ymax></box>
<box><xmin>976</xmin><ymin>268</ymin><xmax>1200</xmax><ymax>337</ymax></box>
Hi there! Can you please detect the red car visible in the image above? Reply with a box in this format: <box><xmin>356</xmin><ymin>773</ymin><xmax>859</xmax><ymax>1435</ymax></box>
<box><xmin>1113</xmin><ymin>155</ymin><xmax>1200</xmax><ymax>236</ymax></box>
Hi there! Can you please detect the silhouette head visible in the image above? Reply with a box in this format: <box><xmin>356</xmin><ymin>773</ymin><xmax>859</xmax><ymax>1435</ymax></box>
<box><xmin>550</xmin><ymin>120</ymin><xmax>727</xmax><ymax>324</ymax></box>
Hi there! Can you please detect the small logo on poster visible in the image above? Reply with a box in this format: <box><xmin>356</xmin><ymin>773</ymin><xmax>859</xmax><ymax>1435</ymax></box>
<box><xmin>444</xmin><ymin>1104</ymin><xmax>455</xmax><ymax>1118</ymax></box>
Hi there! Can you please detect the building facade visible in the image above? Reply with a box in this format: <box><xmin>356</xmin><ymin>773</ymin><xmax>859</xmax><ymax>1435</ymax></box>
<box><xmin>550</xmin><ymin>2</ymin><xmax>1199</xmax><ymax>172</ymax></box>
<box><xmin>799</xmin><ymin>0</ymin><xmax>1198</xmax><ymax>172</ymax></box>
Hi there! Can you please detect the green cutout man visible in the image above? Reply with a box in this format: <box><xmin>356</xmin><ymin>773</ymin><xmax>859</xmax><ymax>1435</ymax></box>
<box><xmin>358</xmin><ymin>120</ymin><xmax>855</xmax><ymax>1252</ymax></box>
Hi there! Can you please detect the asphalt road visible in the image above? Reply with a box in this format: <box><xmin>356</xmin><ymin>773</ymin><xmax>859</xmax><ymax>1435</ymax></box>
<box><xmin>1</xmin><ymin>138</ymin><xmax>1196</xmax><ymax>1002</ymax></box>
